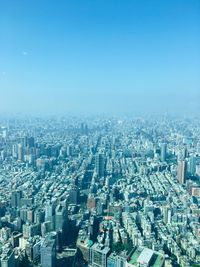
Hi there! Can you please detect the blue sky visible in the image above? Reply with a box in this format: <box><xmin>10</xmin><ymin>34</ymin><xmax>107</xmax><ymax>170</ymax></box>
<box><xmin>0</xmin><ymin>0</ymin><xmax>199</xmax><ymax>115</ymax></box>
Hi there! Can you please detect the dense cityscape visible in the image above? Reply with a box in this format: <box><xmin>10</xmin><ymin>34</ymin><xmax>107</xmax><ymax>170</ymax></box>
<box><xmin>0</xmin><ymin>115</ymin><xmax>199</xmax><ymax>267</ymax></box>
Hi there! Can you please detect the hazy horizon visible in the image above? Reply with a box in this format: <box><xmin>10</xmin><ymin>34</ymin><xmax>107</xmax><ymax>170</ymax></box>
<box><xmin>0</xmin><ymin>0</ymin><xmax>199</xmax><ymax>115</ymax></box>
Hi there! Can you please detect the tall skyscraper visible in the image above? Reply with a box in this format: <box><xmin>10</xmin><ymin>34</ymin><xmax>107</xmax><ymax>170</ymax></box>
<box><xmin>11</xmin><ymin>190</ymin><xmax>22</xmax><ymax>208</ymax></box>
<box><xmin>163</xmin><ymin>205</ymin><xmax>172</xmax><ymax>225</ymax></box>
<box><xmin>41</xmin><ymin>236</ymin><xmax>56</xmax><ymax>267</ymax></box>
<box><xmin>160</xmin><ymin>143</ymin><xmax>167</xmax><ymax>162</ymax></box>
<box><xmin>55</xmin><ymin>204</ymin><xmax>68</xmax><ymax>232</ymax></box>
<box><xmin>45</xmin><ymin>203</ymin><xmax>55</xmax><ymax>231</ymax></box>
<box><xmin>178</xmin><ymin>146</ymin><xmax>187</xmax><ymax>160</ymax></box>
<box><xmin>80</xmin><ymin>123</ymin><xmax>88</xmax><ymax>135</ymax></box>
<box><xmin>178</xmin><ymin>160</ymin><xmax>186</xmax><ymax>184</ymax></box>
<box><xmin>188</xmin><ymin>155</ymin><xmax>196</xmax><ymax>176</ymax></box>
<box><xmin>95</xmin><ymin>153</ymin><xmax>105</xmax><ymax>177</ymax></box>
<box><xmin>17</xmin><ymin>143</ymin><xmax>24</xmax><ymax>161</ymax></box>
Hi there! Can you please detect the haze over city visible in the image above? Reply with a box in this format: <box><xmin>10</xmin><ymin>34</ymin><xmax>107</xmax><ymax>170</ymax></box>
<box><xmin>1</xmin><ymin>1</ymin><xmax>200</xmax><ymax>267</ymax></box>
<box><xmin>0</xmin><ymin>0</ymin><xmax>199</xmax><ymax>115</ymax></box>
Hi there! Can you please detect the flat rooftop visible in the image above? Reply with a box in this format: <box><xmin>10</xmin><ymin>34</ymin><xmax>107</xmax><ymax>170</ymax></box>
<box><xmin>129</xmin><ymin>247</ymin><xmax>164</xmax><ymax>267</ymax></box>
<box><xmin>137</xmin><ymin>248</ymin><xmax>154</xmax><ymax>265</ymax></box>
<box><xmin>130</xmin><ymin>249</ymin><xmax>141</xmax><ymax>265</ymax></box>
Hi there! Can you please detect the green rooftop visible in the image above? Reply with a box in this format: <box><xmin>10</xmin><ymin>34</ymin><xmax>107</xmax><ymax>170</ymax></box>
<box><xmin>87</xmin><ymin>239</ymin><xmax>93</xmax><ymax>247</ymax></box>
<box><xmin>130</xmin><ymin>249</ymin><xmax>141</xmax><ymax>265</ymax></box>
<box><xmin>153</xmin><ymin>255</ymin><xmax>163</xmax><ymax>267</ymax></box>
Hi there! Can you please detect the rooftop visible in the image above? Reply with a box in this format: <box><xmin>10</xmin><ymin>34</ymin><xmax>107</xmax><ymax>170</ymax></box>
<box><xmin>129</xmin><ymin>247</ymin><xmax>164</xmax><ymax>267</ymax></box>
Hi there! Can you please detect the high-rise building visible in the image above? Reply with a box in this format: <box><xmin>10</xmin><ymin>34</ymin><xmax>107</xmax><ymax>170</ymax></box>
<box><xmin>89</xmin><ymin>243</ymin><xmax>110</xmax><ymax>267</ymax></box>
<box><xmin>1</xmin><ymin>248</ymin><xmax>15</xmax><ymax>267</ymax></box>
<box><xmin>23</xmin><ymin>223</ymin><xmax>40</xmax><ymax>239</ymax></box>
<box><xmin>116</xmin><ymin>251</ymin><xmax>127</xmax><ymax>267</ymax></box>
<box><xmin>178</xmin><ymin>160</ymin><xmax>186</xmax><ymax>184</ymax></box>
<box><xmin>55</xmin><ymin>204</ymin><xmax>68</xmax><ymax>232</ymax></box>
<box><xmin>160</xmin><ymin>143</ymin><xmax>167</xmax><ymax>162</ymax></box>
<box><xmin>80</xmin><ymin>123</ymin><xmax>88</xmax><ymax>135</ymax></box>
<box><xmin>87</xmin><ymin>194</ymin><xmax>96</xmax><ymax>210</ymax></box>
<box><xmin>17</xmin><ymin>143</ymin><xmax>24</xmax><ymax>161</ymax></box>
<box><xmin>45</xmin><ymin>203</ymin><xmax>55</xmax><ymax>231</ymax></box>
<box><xmin>27</xmin><ymin>137</ymin><xmax>35</xmax><ymax>148</ymax></box>
<box><xmin>11</xmin><ymin>231</ymin><xmax>22</xmax><ymax>248</ymax></box>
<box><xmin>66</xmin><ymin>145</ymin><xmax>73</xmax><ymax>157</ymax></box>
<box><xmin>41</xmin><ymin>236</ymin><xmax>56</xmax><ymax>267</ymax></box>
<box><xmin>11</xmin><ymin>190</ymin><xmax>22</xmax><ymax>208</ymax></box>
<box><xmin>12</xmin><ymin>144</ymin><xmax>18</xmax><ymax>159</ymax></box>
<box><xmin>188</xmin><ymin>155</ymin><xmax>196</xmax><ymax>176</ymax></box>
<box><xmin>69</xmin><ymin>187</ymin><xmax>79</xmax><ymax>205</ymax></box>
<box><xmin>163</xmin><ymin>205</ymin><xmax>172</xmax><ymax>225</ymax></box>
<box><xmin>107</xmin><ymin>253</ymin><xmax>117</xmax><ymax>267</ymax></box>
<box><xmin>34</xmin><ymin>209</ymin><xmax>45</xmax><ymax>224</ymax></box>
<box><xmin>96</xmin><ymin>153</ymin><xmax>105</xmax><ymax>177</ymax></box>
<box><xmin>178</xmin><ymin>147</ymin><xmax>187</xmax><ymax>160</ymax></box>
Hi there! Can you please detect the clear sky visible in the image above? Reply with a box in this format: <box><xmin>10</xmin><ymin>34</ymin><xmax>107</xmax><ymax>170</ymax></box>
<box><xmin>0</xmin><ymin>0</ymin><xmax>199</xmax><ymax>115</ymax></box>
